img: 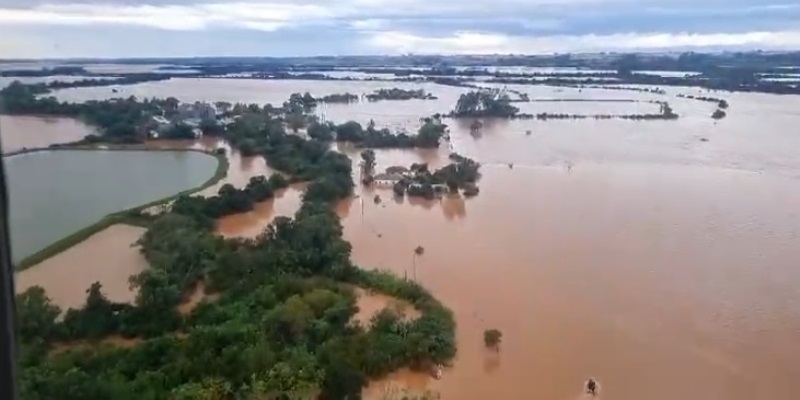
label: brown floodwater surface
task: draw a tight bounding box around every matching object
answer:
[15,224,147,311]
[0,115,95,154]
[23,79,800,399]
[147,137,276,196]
[340,164,800,400]
[217,137,800,399]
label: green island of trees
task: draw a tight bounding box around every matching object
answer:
[365,88,437,101]
[16,92,457,399]
[317,92,360,103]
[451,90,520,118]
[712,109,727,120]
[392,153,481,199]
[0,81,165,142]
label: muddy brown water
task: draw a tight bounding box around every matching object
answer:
[0,115,96,154]
[15,224,147,311]
[352,286,421,327]
[19,80,800,399]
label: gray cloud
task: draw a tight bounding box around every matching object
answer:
[0,0,798,57]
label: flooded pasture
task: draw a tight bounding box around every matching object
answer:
[0,115,96,154]
[15,224,147,310]
[15,77,800,399]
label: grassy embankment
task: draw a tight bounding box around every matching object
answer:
[13,144,229,271]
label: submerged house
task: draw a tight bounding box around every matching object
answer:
[385,165,411,176]
[373,173,404,187]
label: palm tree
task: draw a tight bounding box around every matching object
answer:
[412,246,425,281]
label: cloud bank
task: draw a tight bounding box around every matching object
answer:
[0,0,798,57]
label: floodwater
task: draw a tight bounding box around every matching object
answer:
[0,75,118,88]
[145,137,277,196]
[5,149,217,262]
[20,78,800,399]
[352,286,421,327]
[15,224,147,310]
[0,115,96,154]
[194,80,800,400]
[47,77,470,109]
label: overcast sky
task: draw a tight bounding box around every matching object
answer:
[1,0,800,58]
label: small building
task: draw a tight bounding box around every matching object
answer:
[148,115,173,136]
[432,183,449,193]
[373,173,403,187]
[150,115,171,132]
[385,165,410,175]
[178,102,218,123]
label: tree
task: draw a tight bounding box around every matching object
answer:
[164,123,196,140]
[446,178,459,194]
[301,92,317,110]
[164,97,180,114]
[267,174,289,190]
[238,138,257,156]
[245,176,273,201]
[307,122,334,141]
[416,121,445,148]
[171,377,234,400]
[484,329,502,350]
[62,282,119,339]
[360,149,376,177]
[454,90,518,118]
[16,286,62,342]
[334,121,363,142]
[286,113,306,133]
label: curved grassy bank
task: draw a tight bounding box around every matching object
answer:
[14,147,229,271]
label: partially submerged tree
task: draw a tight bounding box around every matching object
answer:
[484,329,503,350]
